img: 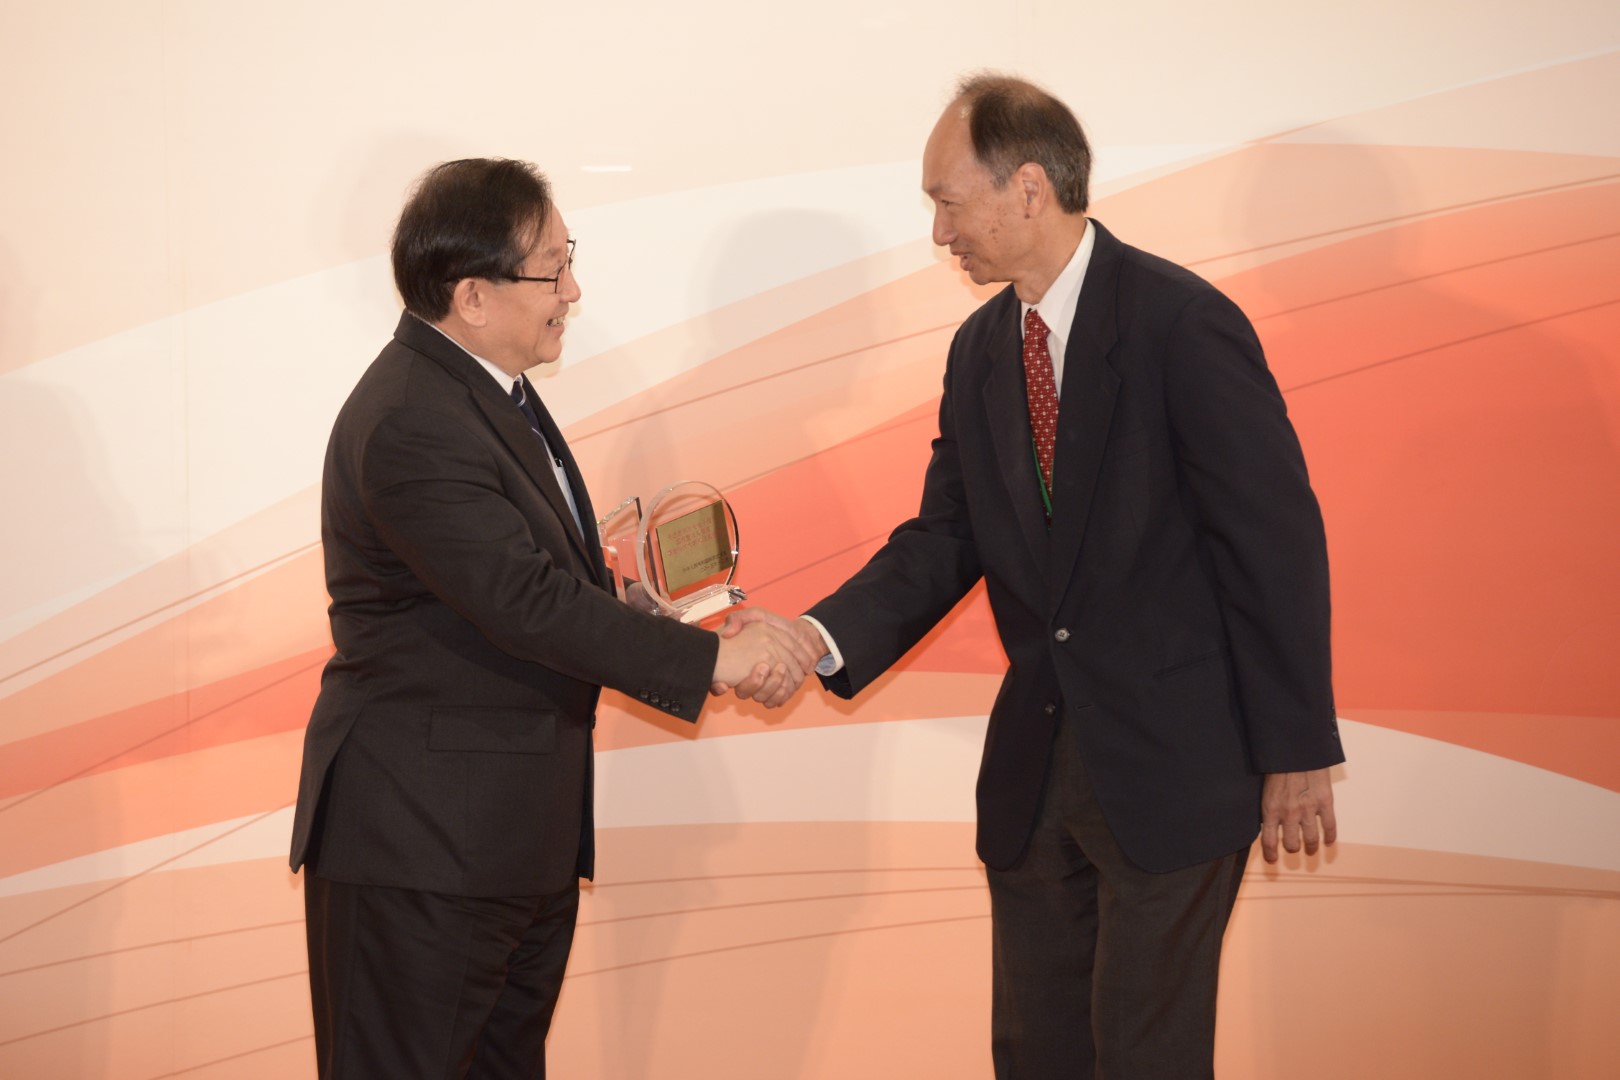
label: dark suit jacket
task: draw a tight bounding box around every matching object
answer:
[289,313,717,897]
[807,220,1343,874]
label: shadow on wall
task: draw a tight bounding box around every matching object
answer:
[1226,129,1620,719]
[0,238,35,375]
[0,240,133,1080]
[309,133,472,276]
[0,235,138,639]
[576,207,895,1077]
[0,375,147,644]
[1218,132,1620,1077]
[697,202,885,537]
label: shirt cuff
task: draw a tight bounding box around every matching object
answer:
[798,615,845,676]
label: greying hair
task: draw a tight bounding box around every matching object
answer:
[955,73,1091,214]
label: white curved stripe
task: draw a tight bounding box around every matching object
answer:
[0,490,321,699]
[3,715,1616,899]
[1330,718,1620,871]
[596,715,985,827]
[1279,46,1620,156]
[0,267,391,643]
[6,169,930,640]
[557,163,929,381]
[0,809,282,899]
[1,148,1239,645]
[594,716,1620,876]
[555,146,1232,418]
[619,716,1620,872]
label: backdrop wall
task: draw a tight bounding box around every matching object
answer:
[2,2,1618,1077]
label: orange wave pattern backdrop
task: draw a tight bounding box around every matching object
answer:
[3,21,1619,1080]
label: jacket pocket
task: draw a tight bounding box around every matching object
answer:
[1154,649,1225,680]
[428,708,557,754]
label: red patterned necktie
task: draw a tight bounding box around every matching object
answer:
[1023,308,1059,505]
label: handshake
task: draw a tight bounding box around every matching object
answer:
[708,608,829,708]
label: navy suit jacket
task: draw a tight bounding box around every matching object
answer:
[808,220,1343,873]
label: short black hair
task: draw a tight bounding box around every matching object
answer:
[391,158,552,321]
[955,73,1091,214]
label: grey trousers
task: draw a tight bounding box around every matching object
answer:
[988,711,1248,1079]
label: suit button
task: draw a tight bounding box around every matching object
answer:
[638,690,649,701]
[1043,703,1057,716]
[1054,628,1071,642]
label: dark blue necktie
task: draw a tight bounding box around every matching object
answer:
[510,380,557,463]
[509,379,600,570]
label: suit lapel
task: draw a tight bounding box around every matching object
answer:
[520,375,609,588]
[468,386,604,584]
[1045,222,1122,613]
[982,291,1051,573]
[394,314,605,587]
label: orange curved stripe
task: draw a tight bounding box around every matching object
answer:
[1220,181,1620,322]
[1090,142,1620,270]
[1286,296,1620,720]
[2,152,1615,866]
[0,649,325,803]
[0,552,330,747]
[0,733,299,879]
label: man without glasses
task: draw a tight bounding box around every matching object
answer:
[730,75,1344,1078]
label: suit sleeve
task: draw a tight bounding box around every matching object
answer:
[1164,289,1343,771]
[805,337,984,697]
[359,405,718,721]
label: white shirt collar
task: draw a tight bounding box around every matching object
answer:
[419,317,581,531]
[423,319,523,395]
[1020,217,1094,345]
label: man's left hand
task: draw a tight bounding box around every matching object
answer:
[1260,768,1337,863]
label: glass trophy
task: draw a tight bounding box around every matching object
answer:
[597,481,745,624]
[597,494,649,611]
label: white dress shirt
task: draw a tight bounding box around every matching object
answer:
[1018,218,1095,399]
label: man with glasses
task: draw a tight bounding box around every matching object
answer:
[290,158,814,1078]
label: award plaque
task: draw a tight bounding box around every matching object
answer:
[597,481,745,623]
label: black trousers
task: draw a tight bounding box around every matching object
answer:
[305,875,580,1079]
[987,711,1248,1080]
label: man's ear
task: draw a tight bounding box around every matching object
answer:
[450,277,488,327]
[1017,162,1049,216]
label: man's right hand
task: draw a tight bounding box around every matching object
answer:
[710,608,828,708]
[711,618,812,708]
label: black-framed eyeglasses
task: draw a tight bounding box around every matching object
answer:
[504,238,576,293]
